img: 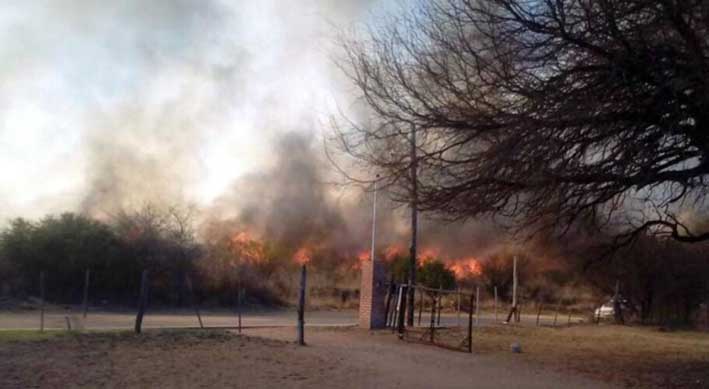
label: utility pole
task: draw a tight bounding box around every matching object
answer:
[407,125,418,326]
[371,174,379,262]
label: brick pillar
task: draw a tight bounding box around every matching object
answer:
[359,259,387,329]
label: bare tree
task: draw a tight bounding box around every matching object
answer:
[334,0,709,245]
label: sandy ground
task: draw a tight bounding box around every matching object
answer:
[0,327,614,389]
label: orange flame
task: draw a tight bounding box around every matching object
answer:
[293,247,311,265]
[231,231,254,244]
[447,257,482,279]
[228,230,267,264]
[383,244,405,261]
[357,250,370,262]
[419,247,441,264]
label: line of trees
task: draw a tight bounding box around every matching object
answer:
[470,238,709,326]
[0,207,364,308]
[0,209,201,305]
[579,236,709,325]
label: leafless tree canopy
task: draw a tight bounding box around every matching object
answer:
[335,0,709,243]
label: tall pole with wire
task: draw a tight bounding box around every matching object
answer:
[407,125,418,327]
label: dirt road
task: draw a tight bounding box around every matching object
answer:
[0,327,614,388]
[247,327,615,389]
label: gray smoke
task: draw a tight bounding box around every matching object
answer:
[73,0,378,217]
[1,0,513,262]
[207,128,506,262]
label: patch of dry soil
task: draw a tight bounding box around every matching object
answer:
[0,328,614,388]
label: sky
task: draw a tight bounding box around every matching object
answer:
[0,0,388,221]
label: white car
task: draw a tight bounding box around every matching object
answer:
[594,298,630,318]
[594,302,615,318]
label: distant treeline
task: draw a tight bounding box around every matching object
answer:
[472,239,709,327]
[0,210,201,306]
[2,210,708,326]
[0,208,357,308]
[581,237,709,326]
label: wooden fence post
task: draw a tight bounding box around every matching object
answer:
[134,270,149,334]
[475,286,480,326]
[436,285,442,326]
[297,265,306,346]
[536,300,543,326]
[418,287,423,326]
[39,271,45,332]
[185,275,204,329]
[494,286,498,322]
[429,293,436,343]
[82,269,90,319]
[517,303,522,323]
[235,284,243,334]
[553,297,562,327]
[457,288,461,327]
[468,292,474,353]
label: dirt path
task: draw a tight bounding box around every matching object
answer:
[0,327,615,388]
[246,327,615,389]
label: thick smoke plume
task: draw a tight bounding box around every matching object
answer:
[208,132,353,253]
[1,0,513,268]
[205,129,508,267]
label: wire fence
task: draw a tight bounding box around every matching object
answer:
[381,282,598,352]
[1,266,343,347]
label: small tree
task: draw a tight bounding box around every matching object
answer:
[418,261,456,290]
[389,255,456,290]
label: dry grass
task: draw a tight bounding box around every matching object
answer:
[0,329,68,342]
[0,329,339,388]
[426,324,709,388]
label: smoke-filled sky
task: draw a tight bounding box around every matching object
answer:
[0,0,392,221]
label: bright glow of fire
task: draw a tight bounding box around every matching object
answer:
[293,247,311,265]
[228,231,266,263]
[357,250,370,262]
[383,244,404,261]
[447,257,482,279]
[419,247,441,264]
[225,231,481,278]
[231,231,254,244]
